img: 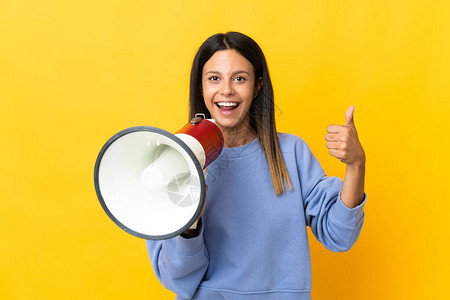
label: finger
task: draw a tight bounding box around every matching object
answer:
[325,133,339,142]
[328,149,342,159]
[326,142,340,150]
[345,105,355,126]
[327,124,345,133]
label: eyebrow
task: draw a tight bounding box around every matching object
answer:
[204,70,251,77]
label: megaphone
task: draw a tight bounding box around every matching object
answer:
[94,114,224,240]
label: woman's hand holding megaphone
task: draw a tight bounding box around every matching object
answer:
[181,184,208,238]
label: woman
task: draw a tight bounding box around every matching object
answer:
[146,32,366,300]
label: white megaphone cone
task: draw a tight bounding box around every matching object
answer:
[141,146,190,190]
[94,114,223,240]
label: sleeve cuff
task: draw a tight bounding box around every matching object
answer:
[330,193,367,228]
[170,220,205,256]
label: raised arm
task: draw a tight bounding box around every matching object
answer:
[325,105,366,208]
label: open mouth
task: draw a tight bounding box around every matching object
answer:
[215,102,240,111]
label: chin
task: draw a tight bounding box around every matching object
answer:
[215,121,235,130]
[218,121,247,132]
[219,114,251,128]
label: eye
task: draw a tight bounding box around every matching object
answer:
[208,76,220,81]
[234,76,246,82]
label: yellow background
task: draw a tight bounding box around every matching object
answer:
[1,0,449,299]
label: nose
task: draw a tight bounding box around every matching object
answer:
[220,80,234,96]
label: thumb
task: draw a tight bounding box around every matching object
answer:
[345,105,355,126]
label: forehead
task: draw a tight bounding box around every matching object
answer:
[202,49,254,74]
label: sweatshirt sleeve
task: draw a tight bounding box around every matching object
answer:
[296,139,366,252]
[145,221,209,299]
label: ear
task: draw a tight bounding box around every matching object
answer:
[254,77,263,97]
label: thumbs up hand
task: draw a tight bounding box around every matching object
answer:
[325,106,365,165]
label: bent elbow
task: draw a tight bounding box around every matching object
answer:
[324,219,364,252]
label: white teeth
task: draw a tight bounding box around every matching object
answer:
[217,102,238,107]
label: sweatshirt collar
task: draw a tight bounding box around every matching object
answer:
[218,137,260,159]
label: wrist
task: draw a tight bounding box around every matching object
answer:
[346,157,366,169]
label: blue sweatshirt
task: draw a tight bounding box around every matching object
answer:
[146,133,366,299]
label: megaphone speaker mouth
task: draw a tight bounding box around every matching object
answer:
[140,144,191,190]
[167,172,201,207]
[94,126,207,240]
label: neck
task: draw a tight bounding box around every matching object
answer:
[220,125,256,148]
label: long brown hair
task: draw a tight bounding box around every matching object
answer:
[189,32,292,195]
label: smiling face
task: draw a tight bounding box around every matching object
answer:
[202,49,261,144]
